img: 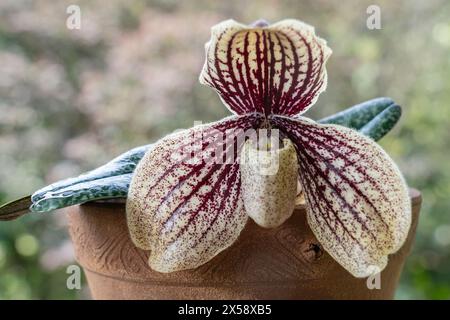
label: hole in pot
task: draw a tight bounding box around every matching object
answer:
[305,243,323,261]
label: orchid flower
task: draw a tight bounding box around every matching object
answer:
[126,19,411,278]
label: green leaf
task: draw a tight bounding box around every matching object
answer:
[0,145,152,218]
[318,97,401,141]
[30,174,131,212]
[359,104,402,141]
[31,144,152,203]
[0,195,32,221]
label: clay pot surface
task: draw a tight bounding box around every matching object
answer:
[67,189,421,300]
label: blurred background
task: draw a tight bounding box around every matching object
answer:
[0,0,449,299]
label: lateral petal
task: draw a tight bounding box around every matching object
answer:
[126,114,261,272]
[271,115,411,277]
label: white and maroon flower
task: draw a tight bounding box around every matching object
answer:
[126,19,411,278]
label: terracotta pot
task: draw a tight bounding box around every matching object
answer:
[67,189,421,300]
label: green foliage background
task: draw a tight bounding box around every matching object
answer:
[0,0,449,299]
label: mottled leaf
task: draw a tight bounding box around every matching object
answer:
[318,97,401,141]
[31,174,131,212]
[359,104,402,141]
[32,144,152,203]
[319,97,395,129]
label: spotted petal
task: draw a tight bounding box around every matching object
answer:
[271,115,411,277]
[199,19,331,116]
[126,114,261,272]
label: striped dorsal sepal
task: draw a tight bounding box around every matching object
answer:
[199,19,332,117]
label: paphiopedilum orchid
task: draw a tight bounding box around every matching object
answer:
[126,19,411,278]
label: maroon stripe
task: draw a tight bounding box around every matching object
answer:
[254,31,265,114]
[158,130,244,227]
[299,159,363,262]
[146,114,259,244]
[271,32,288,114]
[167,163,237,243]
[272,116,393,246]
[278,29,305,115]
[298,158,364,253]
[292,38,324,110]
[189,163,241,248]
[296,142,379,242]
[242,31,262,113]
[262,30,271,116]
[267,31,276,115]
[212,32,246,114]
[235,32,253,110]
[227,32,252,112]
[140,115,260,214]
[274,116,392,208]
[299,133,386,222]
[297,123,392,206]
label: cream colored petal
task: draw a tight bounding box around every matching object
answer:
[126,114,261,272]
[199,19,331,116]
[272,115,411,277]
